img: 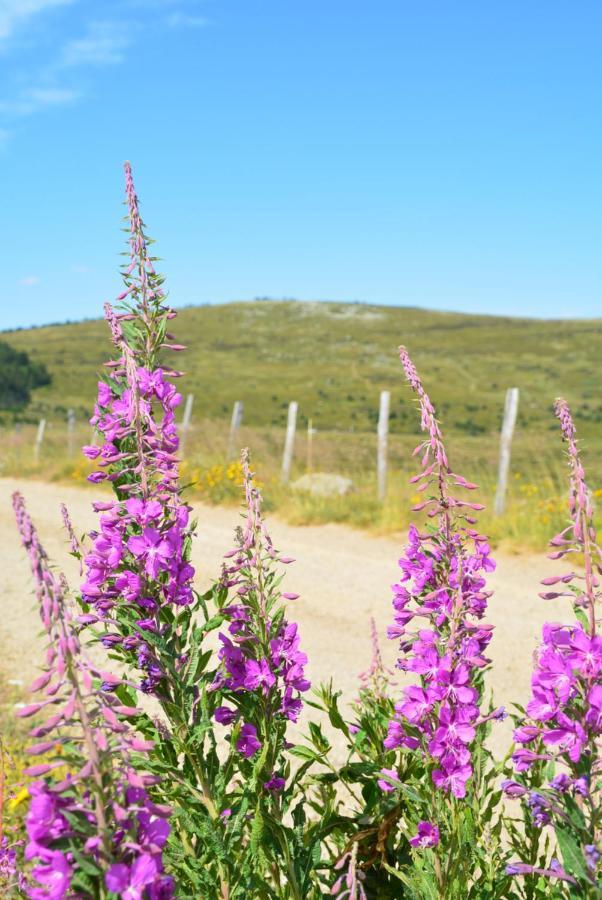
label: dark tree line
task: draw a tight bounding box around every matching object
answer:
[0,341,51,409]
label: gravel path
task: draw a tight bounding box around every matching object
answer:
[0,478,569,757]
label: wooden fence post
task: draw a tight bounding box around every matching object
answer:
[282,401,298,482]
[377,390,390,502]
[180,393,194,455]
[494,387,520,516]
[306,418,316,473]
[227,401,244,460]
[67,408,76,457]
[34,418,46,463]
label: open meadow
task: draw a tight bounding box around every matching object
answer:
[2,300,602,555]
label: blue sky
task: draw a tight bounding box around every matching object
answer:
[1,0,600,329]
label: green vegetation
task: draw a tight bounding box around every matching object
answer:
[2,300,600,551]
[0,341,50,412]
[3,299,602,438]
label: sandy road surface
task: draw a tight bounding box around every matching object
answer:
[0,478,569,757]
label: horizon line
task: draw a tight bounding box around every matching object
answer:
[2,296,602,334]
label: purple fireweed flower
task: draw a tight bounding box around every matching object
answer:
[385,348,496,807]
[409,821,440,849]
[127,527,172,579]
[585,845,601,872]
[509,400,602,889]
[0,835,24,894]
[549,772,572,793]
[76,163,197,696]
[237,723,261,758]
[263,775,286,792]
[527,791,552,827]
[214,706,238,725]
[243,658,277,692]
[28,851,72,900]
[377,768,401,792]
[13,493,172,900]
[432,760,473,798]
[501,779,527,798]
[506,859,577,885]
[573,776,589,797]
[105,854,159,899]
[585,684,602,730]
[215,450,309,790]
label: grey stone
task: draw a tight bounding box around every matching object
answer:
[291,473,353,497]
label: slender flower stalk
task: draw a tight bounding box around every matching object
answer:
[79,163,195,696]
[545,398,600,635]
[506,399,601,892]
[213,449,310,784]
[13,492,173,899]
[384,347,498,799]
[357,618,394,703]
[0,739,26,896]
[0,835,22,894]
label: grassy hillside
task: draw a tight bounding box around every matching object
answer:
[3,300,602,443]
[2,300,601,550]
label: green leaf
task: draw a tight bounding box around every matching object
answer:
[289,744,322,761]
[200,614,226,634]
[308,721,331,753]
[556,826,589,881]
[71,849,103,877]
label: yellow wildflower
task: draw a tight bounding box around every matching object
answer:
[9,786,29,810]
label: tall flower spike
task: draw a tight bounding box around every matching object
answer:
[212,449,309,785]
[506,400,601,892]
[80,163,195,695]
[123,160,164,313]
[385,348,498,800]
[13,493,173,899]
[542,398,601,634]
[357,617,394,702]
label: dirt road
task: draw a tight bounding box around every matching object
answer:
[0,478,568,757]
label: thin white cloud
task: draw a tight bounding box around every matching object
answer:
[0,2,205,141]
[0,0,75,42]
[29,86,79,104]
[0,85,80,116]
[166,12,207,28]
[58,20,130,67]
[19,276,41,286]
[0,19,125,121]
[126,0,203,8]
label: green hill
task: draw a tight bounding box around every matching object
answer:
[4,300,602,441]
